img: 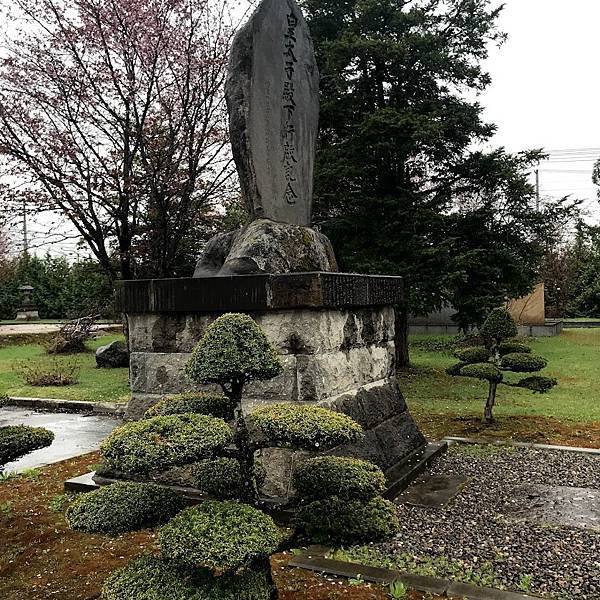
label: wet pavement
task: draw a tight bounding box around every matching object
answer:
[0,407,120,473]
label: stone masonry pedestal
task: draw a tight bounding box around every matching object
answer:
[118,272,426,497]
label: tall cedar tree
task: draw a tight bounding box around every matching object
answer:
[304,0,576,354]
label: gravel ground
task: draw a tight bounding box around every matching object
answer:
[380,445,600,599]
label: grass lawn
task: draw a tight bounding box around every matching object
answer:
[0,335,130,403]
[402,329,600,447]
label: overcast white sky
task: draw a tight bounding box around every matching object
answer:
[11,0,600,257]
[481,0,600,222]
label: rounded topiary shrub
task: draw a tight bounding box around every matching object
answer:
[459,363,503,383]
[66,482,185,534]
[190,458,266,500]
[101,554,274,600]
[453,347,491,364]
[100,414,232,475]
[516,376,558,393]
[445,362,467,377]
[144,393,236,421]
[501,352,547,373]
[296,496,400,544]
[0,425,54,465]
[159,500,281,571]
[293,456,386,502]
[497,341,532,356]
[185,313,282,386]
[480,308,518,343]
[249,403,363,450]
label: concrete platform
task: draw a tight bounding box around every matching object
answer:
[0,407,120,473]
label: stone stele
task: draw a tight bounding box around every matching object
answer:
[226,0,319,226]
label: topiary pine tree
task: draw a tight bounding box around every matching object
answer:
[447,308,557,423]
[75,313,400,599]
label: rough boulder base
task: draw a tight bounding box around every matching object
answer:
[96,340,129,368]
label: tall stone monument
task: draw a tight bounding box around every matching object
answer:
[119,0,432,499]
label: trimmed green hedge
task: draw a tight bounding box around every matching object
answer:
[0,425,54,465]
[446,362,468,377]
[459,363,503,383]
[159,500,281,571]
[144,393,236,421]
[516,376,558,393]
[293,456,386,502]
[191,458,265,500]
[296,496,400,544]
[249,403,363,451]
[100,415,232,475]
[501,352,547,373]
[453,347,491,364]
[66,482,185,534]
[480,308,518,343]
[101,554,274,600]
[497,341,531,356]
[185,314,282,386]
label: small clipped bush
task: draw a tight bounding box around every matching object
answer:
[144,392,236,421]
[296,496,400,544]
[101,554,273,600]
[100,414,232,475]
[185,313,282,387]
[501,352,547,373]
[249,403,364,450]
[159,500,281,571]
[497,341,532,356]
[66,482,185,534]
[293,456,386,502]
[516,376,558,393]
[0,425,54,465]
[453,346,491,364]
[190,458,266,500]
[445,362,467,377]
[479,308,518,344]
[460,363,503,383]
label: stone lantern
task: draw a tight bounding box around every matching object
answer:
[15,284,40,321]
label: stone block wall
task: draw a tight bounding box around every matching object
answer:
[125,305,426,496]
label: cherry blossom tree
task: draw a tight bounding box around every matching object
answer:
[0,0,243,280]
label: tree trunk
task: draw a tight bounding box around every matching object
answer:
[483,381,497,424]
[395,303,410,368]
[228,381,260,505]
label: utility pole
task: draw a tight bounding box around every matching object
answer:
[535,168,540,211]
[22,199,28,255]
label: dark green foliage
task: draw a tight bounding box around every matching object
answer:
[296,496,399,545]
[0,425,54,465]
[100,415,232,475]
[144,393,236,421]
[460,363,503,383]
[446,362,468,377]
[249,403,364,451]
[185,314,282,387]
[293,456,386,502]
[66,482,185,534]
[498,341,532,356]
[159,501,280,572]
[454,347,491,364]
[479,309,518,344]
[190,458,265,500]
[501,353,547,373]
[0,254,114,320]
[101,554,273,600]
[516,376,558,393]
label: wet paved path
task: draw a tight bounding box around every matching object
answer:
[0,407,119,473]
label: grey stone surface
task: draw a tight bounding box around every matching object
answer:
[397,474,469,508]
[0,407,119,473]
[501,484,600,531]
[95,340,129,368]
[226,0,319,226]
[128,306,395,355]
[194,219,337,277]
